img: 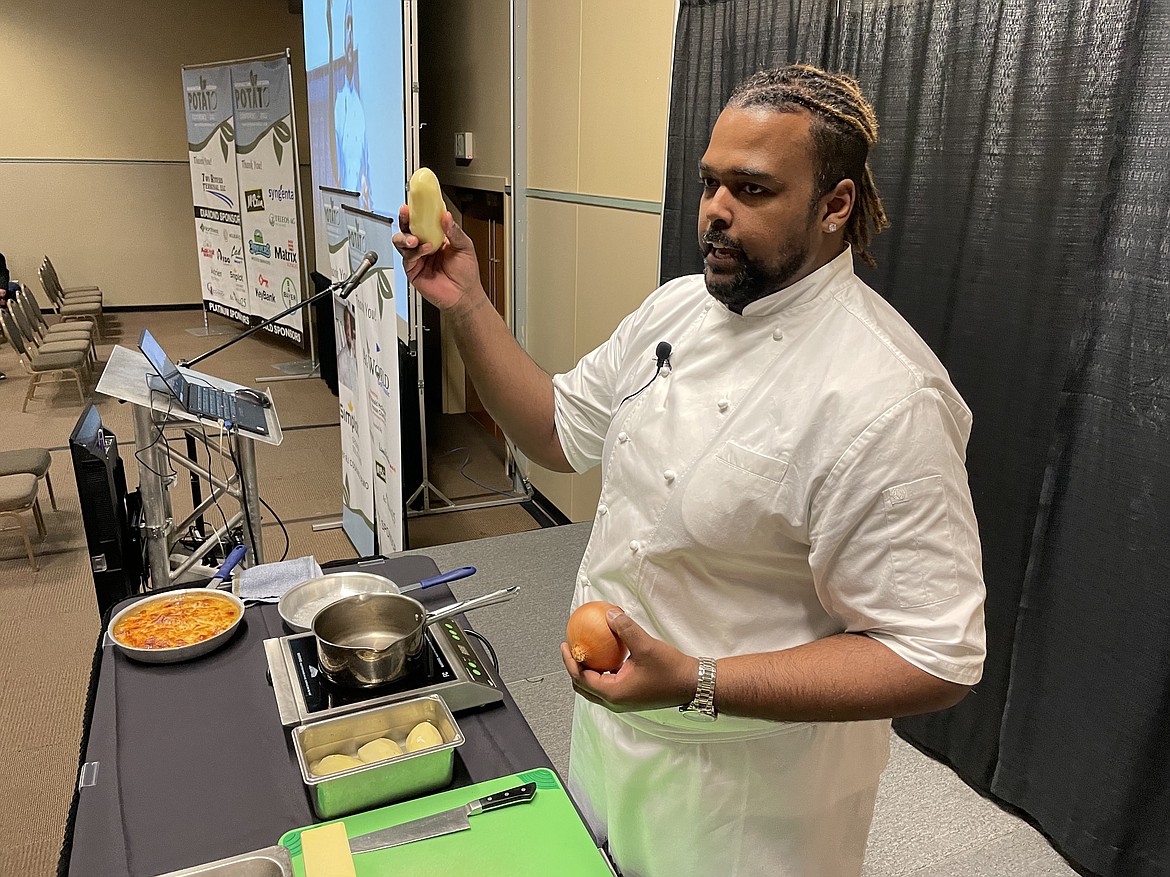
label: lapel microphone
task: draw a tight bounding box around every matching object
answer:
[619,341,674,408]
[655,341,673,371]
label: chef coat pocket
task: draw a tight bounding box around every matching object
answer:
[881,475,959,608]
[678,442,790,552]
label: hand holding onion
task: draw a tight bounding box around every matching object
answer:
[562,605,702,714]
[566,601,628,672]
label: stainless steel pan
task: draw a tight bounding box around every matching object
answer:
[312,587,518,688]
[278,567,477,632]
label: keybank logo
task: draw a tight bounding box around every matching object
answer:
[249,229,271,257]
[245,189,265,212]
[235,69,270,110]
[186,75,218,112]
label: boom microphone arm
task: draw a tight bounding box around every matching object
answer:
[180,252,378,369]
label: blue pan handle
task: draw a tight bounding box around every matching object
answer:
[207,544,248,589]
[400,565,477,593]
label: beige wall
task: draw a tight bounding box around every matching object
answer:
[0,0,312,308]
[417,0,512,192]
[524,0,676,520]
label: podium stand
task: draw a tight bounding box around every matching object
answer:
[96,345,284,589]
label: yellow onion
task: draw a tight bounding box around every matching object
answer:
[567,601,627,672]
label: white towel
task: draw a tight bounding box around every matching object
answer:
[237,556,323,602]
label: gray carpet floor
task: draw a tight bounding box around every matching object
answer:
[0,309,1079,875]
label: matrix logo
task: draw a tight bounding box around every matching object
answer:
[280,277,297,308]
[245,189,265,212]
[274,241,297,264]
[186,75,218,112]
[235,69,270,110]
[249,229,271,258]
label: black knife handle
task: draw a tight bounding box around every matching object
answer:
[476,782,537,812]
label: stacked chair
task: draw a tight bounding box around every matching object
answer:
[0,299,91,410]
[10,286,96,366]
[38,258,105,339]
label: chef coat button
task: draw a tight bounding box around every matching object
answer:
[658,366,671,378]
[664,469,676,483]
[577,575,589,586]
[772,328,784,341]
[618,432,630,443]
[629,540,640,552]
[717,398,730,411]
[598,503,609,516]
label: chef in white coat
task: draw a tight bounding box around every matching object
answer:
[393,64,986,877]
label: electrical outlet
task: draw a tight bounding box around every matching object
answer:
[454,131,474,161]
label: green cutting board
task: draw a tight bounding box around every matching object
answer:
[279,767,614,876]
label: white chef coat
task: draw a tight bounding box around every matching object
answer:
[552,249,986,877]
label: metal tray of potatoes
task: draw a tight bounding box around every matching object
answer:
[292,694,464,819]
[155,844,292,876]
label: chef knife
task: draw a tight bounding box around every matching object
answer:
[349,782,537,854]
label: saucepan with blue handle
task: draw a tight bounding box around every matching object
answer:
[277,566,478,633]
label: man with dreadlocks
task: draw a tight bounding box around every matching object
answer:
[393,64,985,876]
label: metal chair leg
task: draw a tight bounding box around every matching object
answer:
[32,498,45,539]
[44,471,57,510]
[1,510,37,570]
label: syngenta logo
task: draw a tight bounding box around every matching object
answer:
[249,229,271,257]
[186,75,218,112]
[235,69,270,110]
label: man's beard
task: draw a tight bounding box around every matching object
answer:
[700,231,809,314]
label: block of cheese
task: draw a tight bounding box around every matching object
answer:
[300,821,356,877]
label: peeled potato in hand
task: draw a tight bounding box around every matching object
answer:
[405,720,445,752]
[407,167,446,249]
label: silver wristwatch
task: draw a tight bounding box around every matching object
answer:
[679,657,718,722]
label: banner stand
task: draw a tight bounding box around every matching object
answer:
[186,309,237,337]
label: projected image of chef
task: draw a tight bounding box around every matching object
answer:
[330,0,371,208]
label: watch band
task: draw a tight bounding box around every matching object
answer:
[680,656,718,722]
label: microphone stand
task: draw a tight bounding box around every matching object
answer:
[180,276,350,369]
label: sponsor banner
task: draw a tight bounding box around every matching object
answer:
[183,65,250,322]
[341,207,403,554]
[334,292,375,557]
[232,57,305,346]
[322,188,359,286]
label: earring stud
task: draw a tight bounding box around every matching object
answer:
[828,223,838,233]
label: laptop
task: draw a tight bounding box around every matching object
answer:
[137,328,268,435]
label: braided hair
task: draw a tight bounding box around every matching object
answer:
[727,64,890,267]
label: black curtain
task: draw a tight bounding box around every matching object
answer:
[662,1,1170,874]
